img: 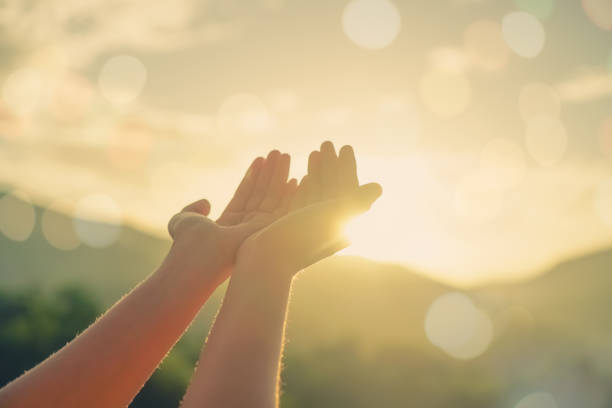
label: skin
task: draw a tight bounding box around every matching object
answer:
[0,150,296,408]
[181,141,382,408]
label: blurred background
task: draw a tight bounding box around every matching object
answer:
[1,0,612,407]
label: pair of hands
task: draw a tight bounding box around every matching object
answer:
[167,142,382,285]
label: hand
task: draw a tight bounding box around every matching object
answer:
[165,150,297,284]
[236,142,382,278]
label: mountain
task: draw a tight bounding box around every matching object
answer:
[1,199,611,407]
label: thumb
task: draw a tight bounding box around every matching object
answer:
[347,183,382,213]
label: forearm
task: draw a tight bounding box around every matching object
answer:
[181,265,293,408]
[0,250,220,408]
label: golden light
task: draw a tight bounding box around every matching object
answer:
[518,82,561,123]
[524,116,567,166]
[597,116,612,159]
[427,47,469,74]
[48,73,95,124]
[419,69,471,118]
[2,67,44,117]
[217,93,275,137]
[502,12,546,58]
[341,0,401,50]
[453,171,504,222]
[480,138,527,190]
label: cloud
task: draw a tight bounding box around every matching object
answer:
[0,0,241,68]
[556,69,612,103]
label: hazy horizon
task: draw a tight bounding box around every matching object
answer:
[1,0,612,285]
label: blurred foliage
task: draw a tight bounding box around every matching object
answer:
[3,204,612,407]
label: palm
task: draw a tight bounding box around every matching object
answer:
[216,151,296,232]
[168,150,296,264]
[240,142,382,275]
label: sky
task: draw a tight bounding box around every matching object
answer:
[1,0,612,286]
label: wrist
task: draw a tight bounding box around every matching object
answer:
[233,255,294,292]
[159,241,227,291]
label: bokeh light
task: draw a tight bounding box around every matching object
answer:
[582,0,612,31]
[464,20,509,72]
[341,0,401,50]
[524,116,567,166]
[502,12,546,58]
[1,67,44,117]
[518,82,561,123]
[0,191,36,242]
[425,292,494,359]
[42,201,80,250]
[73,193,122,248]
[515,392,558,408]
[419,70,471,118]
[514,0,556,20]
[373,95,420,148]
[98,55,147,108]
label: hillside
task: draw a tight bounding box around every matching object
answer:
[2,201,612,407]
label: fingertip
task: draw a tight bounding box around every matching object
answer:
[339,144,354,158]
[321,140,334,151]
[352,183,382,209]
[361,182,383,199]
[181,198,211,216]
[308,151,321,174]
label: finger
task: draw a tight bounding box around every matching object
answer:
[260,153,291,211]
[167,213,183,239]
[291,175,311,210]
[182,198,211,215]
[347,183,383,213]
[307,238,350,268]
[169,199,211,238]
[307,150,321,178]
[338,145,359,192]
[319,141,339,197]
[223,157,264,213]
[245,150,280,211]
[279,178,298,211]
